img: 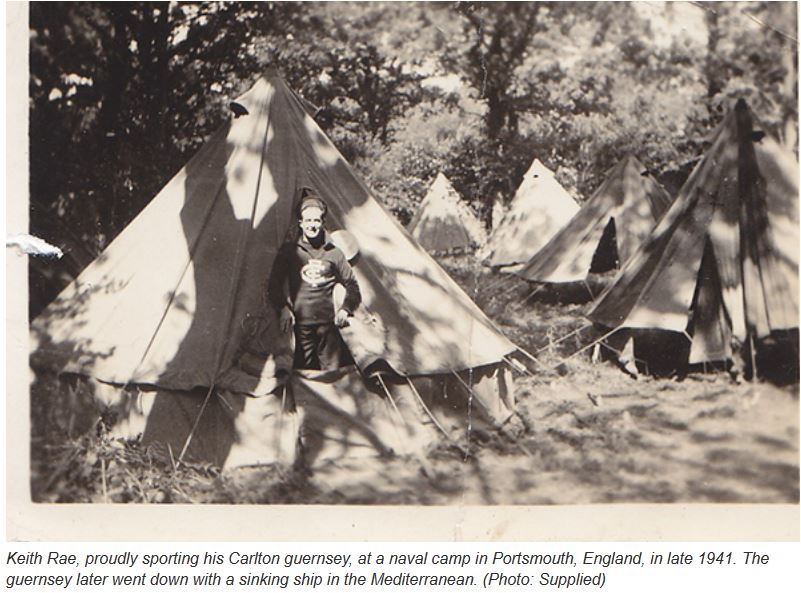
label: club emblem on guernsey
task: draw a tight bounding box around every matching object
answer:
[300,259,334,287]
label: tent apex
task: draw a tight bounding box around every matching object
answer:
[263,66,283,79]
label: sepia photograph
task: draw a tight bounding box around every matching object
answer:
[18,0,799,522]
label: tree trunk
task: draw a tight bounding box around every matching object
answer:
[779,3,798,151]
[704,7,722,117]
[98,6,133,240]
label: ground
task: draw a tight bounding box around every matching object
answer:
[29,255,799,504]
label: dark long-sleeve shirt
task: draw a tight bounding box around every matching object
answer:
[268,232,361,325]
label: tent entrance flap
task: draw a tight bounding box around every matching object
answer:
[589,217,619,274]
[517,155,672,285]
[688,241,733,364]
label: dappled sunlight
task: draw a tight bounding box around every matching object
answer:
[512,359,798,503]
[303,117,342,168]
[223,126,277,222]
[31,73,518,481]
[26,5,800,508]
[30,250,799,504]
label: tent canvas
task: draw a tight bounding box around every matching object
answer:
[407,172,486,254]
[86,363,513,470]
[481,158,579,269]
[516,155,672,284]
[588,100,799,367]
[31,73,518,469]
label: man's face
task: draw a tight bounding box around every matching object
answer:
[299,207,324,240]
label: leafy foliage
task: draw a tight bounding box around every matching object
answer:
[28,1,797,313]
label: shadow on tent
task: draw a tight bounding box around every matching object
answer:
[30,78,517,495]
[137,113,515,467]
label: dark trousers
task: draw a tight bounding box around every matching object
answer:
[293,323,353,370]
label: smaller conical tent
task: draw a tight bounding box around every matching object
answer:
[407,173,486,253]
[482,159,579,269]
[516,155,672,284]
[588,100,799,367]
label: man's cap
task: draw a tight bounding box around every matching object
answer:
[298,187,328,217]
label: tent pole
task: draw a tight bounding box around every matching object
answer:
[535,322,593,354]
[449,371,533,458]
[546,326,620,371]
[405,377,452,440]
[178,384,216,463]
[749,334,758,381]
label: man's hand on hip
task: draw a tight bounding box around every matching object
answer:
[334,308,350,328]
[279,307,294,333]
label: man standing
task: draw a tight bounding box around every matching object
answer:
[268,189,361,370]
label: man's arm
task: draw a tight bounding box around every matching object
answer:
[334,252,361,315]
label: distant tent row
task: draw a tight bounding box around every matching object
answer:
[477,100,797,375]
[31,73,519,470]
[589,99,799,372]
[411,154,673,286]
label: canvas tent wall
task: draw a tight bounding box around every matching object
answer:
[588,100,799,371]
[481,158,579,269]
[516,155,672,284]
[31,73,518,469]
[407,173,486,254]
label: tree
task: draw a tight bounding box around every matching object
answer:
[702,2,797,148]
[28,2,430,314]
[440,2,700,217]
[30,3,310,250]
[29,2,797,315]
